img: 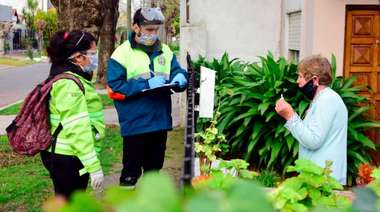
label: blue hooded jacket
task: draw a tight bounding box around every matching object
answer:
[107,34,187,136]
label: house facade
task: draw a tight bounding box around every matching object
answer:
[180,0,282,64]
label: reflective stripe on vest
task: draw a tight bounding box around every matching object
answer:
[111,41,173,80]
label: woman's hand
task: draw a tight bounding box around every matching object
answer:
[275,97,295,120]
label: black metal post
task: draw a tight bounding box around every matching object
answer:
[181,52,196,188]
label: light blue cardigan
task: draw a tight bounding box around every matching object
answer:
[285,87,347,185]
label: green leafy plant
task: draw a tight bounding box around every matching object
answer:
[34,8,58,48]
[193,53,380,184]
[26,48,34,60]
[255,170,281,187]
[168,42,179,55]
[54,172,275,212]
[194,112,228,175]
[369,168,380,197]
[194,53,304,174]
[3,40,10,54]
[368,168,380,210]
[271,159,350,212]
[212,159,259,180]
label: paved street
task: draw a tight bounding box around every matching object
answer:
[0,62,50,108]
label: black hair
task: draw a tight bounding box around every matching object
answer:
[133,8,144,26]
[47,30,96,65]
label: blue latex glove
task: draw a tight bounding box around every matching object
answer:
[170,74,187,88]
[148,76,166,89]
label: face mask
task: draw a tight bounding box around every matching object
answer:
[83,53,98,74]
[300,79,318,100]
[137,32,159,46]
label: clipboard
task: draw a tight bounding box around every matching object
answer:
[141,83,179,93]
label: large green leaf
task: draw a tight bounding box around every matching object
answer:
[268,141,282,167]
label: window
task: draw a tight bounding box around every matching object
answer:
[288,11,301,62]
[289,50,300,62]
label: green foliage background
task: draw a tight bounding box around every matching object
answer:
[193,53,380,184]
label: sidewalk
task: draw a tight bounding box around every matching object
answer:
[0,115,15,135]
[0,65,11,70]
[1,49,49,63]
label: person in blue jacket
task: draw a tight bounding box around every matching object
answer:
[275,55,347,185]
[107,7,188,188]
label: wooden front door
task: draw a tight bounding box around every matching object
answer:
[344,6,380,162]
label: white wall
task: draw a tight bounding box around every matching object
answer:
[180,0,282,66]
[301,0,379,76]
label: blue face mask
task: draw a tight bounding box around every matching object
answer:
[83,53,98,73]
[138,33,159,46]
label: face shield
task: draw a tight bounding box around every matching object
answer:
[140,7,165,25]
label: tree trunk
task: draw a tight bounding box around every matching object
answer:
[50,0,103,39]
[37,31,43,52]
[50,0,119,86]
[98,0,119,85]
[127,0,132,32]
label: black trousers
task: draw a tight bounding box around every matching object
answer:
[120,131,167,184]
[40,151,89,200]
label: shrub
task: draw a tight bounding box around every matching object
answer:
[271,159,350,212]
[193,53,380,184]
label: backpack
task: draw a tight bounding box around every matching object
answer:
[6,73,85,156]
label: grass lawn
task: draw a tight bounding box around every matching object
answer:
[0,102,22,115]
[0,57,35,67]
[0,126,123,211]
[0,126,185,211]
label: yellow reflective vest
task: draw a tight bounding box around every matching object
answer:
[48,72,105,175]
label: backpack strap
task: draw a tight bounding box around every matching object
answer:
[50,123,63,155]
[49,123,62,174]
[50,73,85,94]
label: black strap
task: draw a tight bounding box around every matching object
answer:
[49,123,63,174]
[51,123,63,154]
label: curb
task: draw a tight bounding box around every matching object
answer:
[0,100,23,112]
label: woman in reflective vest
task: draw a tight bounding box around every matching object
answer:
[42,30,105,199]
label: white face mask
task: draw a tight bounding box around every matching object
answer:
[83,53,98,73]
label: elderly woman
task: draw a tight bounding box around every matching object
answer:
[275,55,347,185]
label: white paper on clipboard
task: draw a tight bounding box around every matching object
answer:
[141,83,177,92]
[199,66,216,118]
